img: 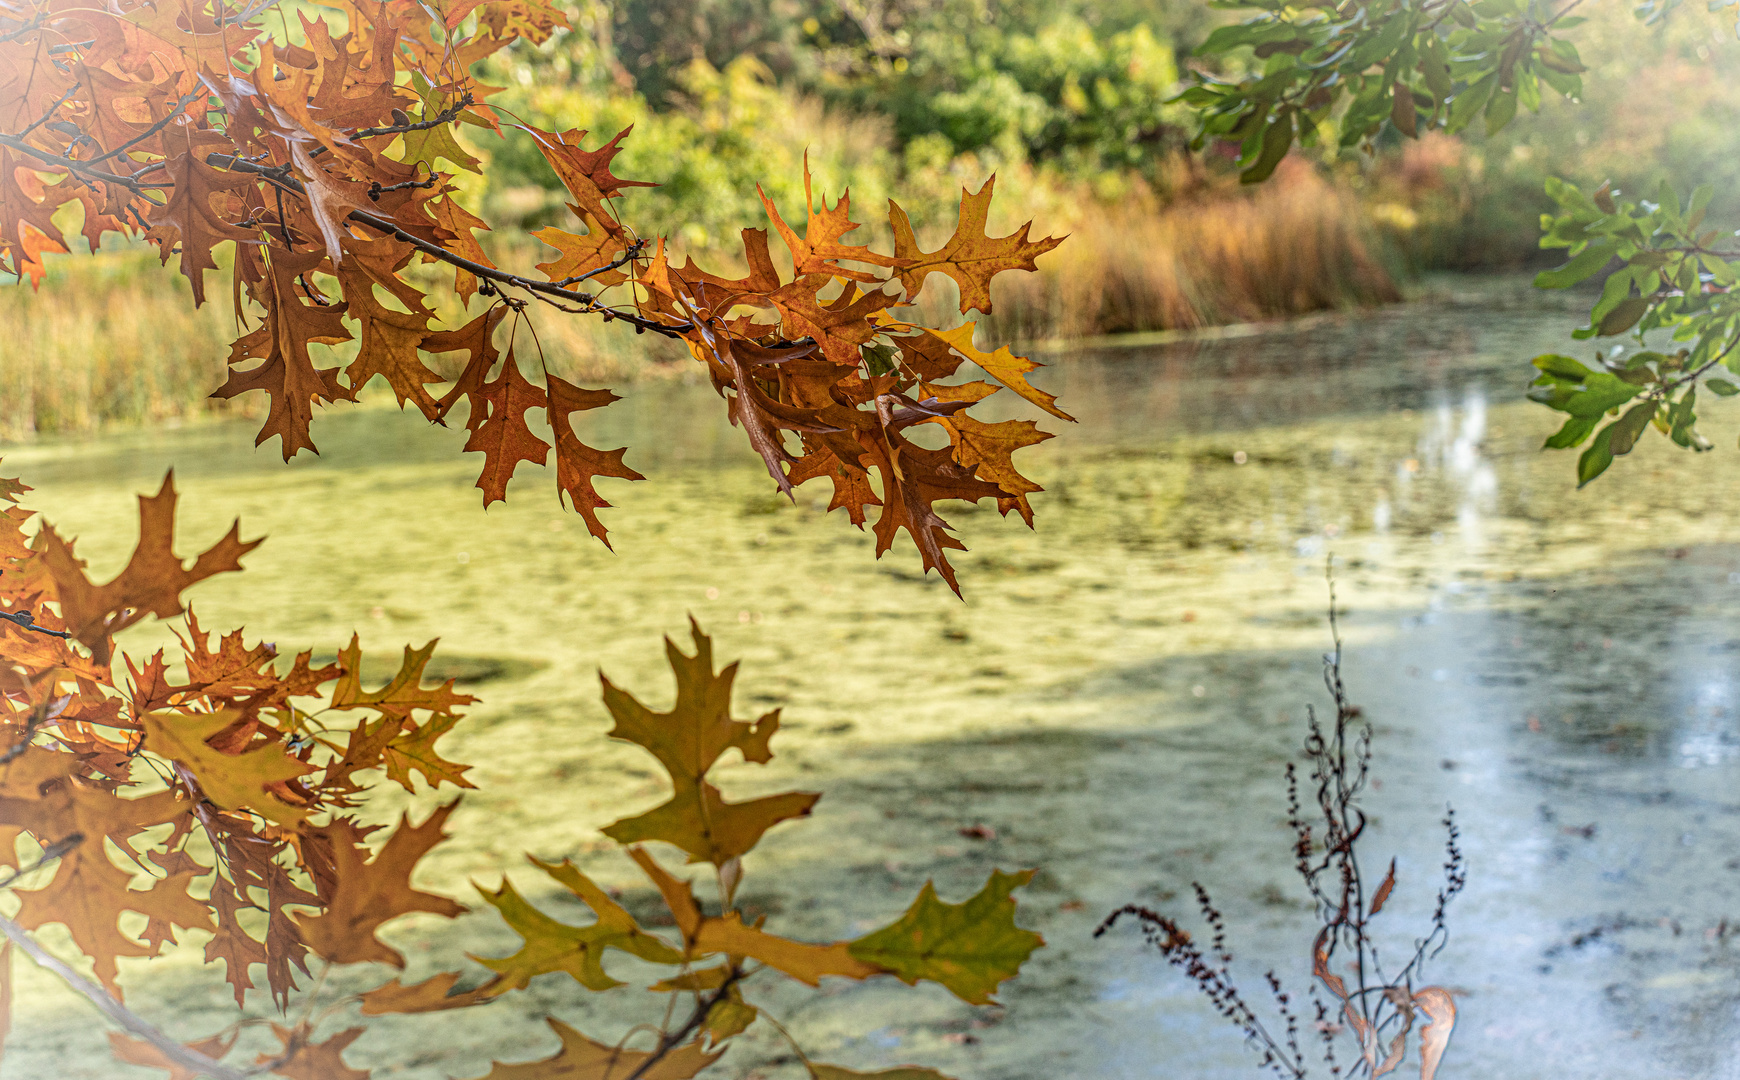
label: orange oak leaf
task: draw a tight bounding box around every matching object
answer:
[468,1018,721,1080]
[358,971,503,1015]
[859,433,1004,596]
[142,133,260,306]
[31,472,261,662]
[211,249,357,459]
[294,803,466,967]
[759,159,901,283]
[143,709,315,828]
[600,622,819,865]
[532,218,627,288]
[108,1031,240,1080]
[1,756,191,988]
[431,195,496,303]
[546,375,642,547]
[930,413,1052,526]
[889,176,1063,314]
[517,125,654,236]
[461,351,552,507]
[257,1024,371,1080]
[428,306,509,431]
[336,250,443,420]
[627,847,878,984]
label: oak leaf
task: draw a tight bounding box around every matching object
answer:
[923,324,1072,422]
[142,133,260,306]
[533,218,627,288]
[108,1031,240,1079]
[930,413,1052,526]
[600,622,819,865]
[211,249,356,459]
[889,177,1064,314]
[336,244,443,420]
[257,1024,370,1080]
[847,869,1043,1005]
[627,848,878,985]
[519,125,654,235]
[294,803,466,967]
[329,636,476,720]
[358,971,502,1015]
[463,351,554,506]
[471,855,682,992]
[468,1019,721,1080]
[546,375,642,547]
[759,160,902,283]
[30,472,261,662]
[143,709,315,828]
[383,712,475,791]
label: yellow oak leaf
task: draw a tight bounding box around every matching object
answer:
[142,710,314,828]
[471,855,682,992]
[924,324,1073,422]
[889,176,1063,314]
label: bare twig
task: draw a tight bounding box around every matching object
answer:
[620,966,745,1080]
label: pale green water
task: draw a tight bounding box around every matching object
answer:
[8,277,1740,1078]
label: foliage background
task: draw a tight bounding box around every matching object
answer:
[9,0,1740,438]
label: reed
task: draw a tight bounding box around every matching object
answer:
[975,159,1402,344]
[0,251,242,441]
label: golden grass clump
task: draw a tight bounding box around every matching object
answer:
[0,251,241,440]
[978,159,1401,343]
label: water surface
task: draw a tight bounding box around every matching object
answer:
[7,276,1740,1080]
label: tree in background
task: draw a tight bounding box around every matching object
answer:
[1171,0,1740,486]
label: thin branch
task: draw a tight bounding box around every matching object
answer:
[0,130,161,197]
[205,151,696,339]
[0,841,251,1080]
[620,966,744,1080]
[0,607,71,638]
[17,81,77,137]
[86,90,205,165]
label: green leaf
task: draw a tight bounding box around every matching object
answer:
[1705,378,1740,396]
[1531,353,1593,379]
[1598,297,1651,337]
[1484,88,1518,135]
[1577,422,1616,487]
[862,342,897,377]
[1240,109,1293,183]
[1447,73,1497,132]
[848,869,1044,1006]
[1606,400,1659,455]
[1535,240,1618,289]
[1543,415,1596,449]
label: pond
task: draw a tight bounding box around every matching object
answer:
[6,275,1740,1079]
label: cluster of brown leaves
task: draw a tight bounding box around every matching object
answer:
[0,471,1043,1078]
[0,467,481,1072]
[0,0,1065,586]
